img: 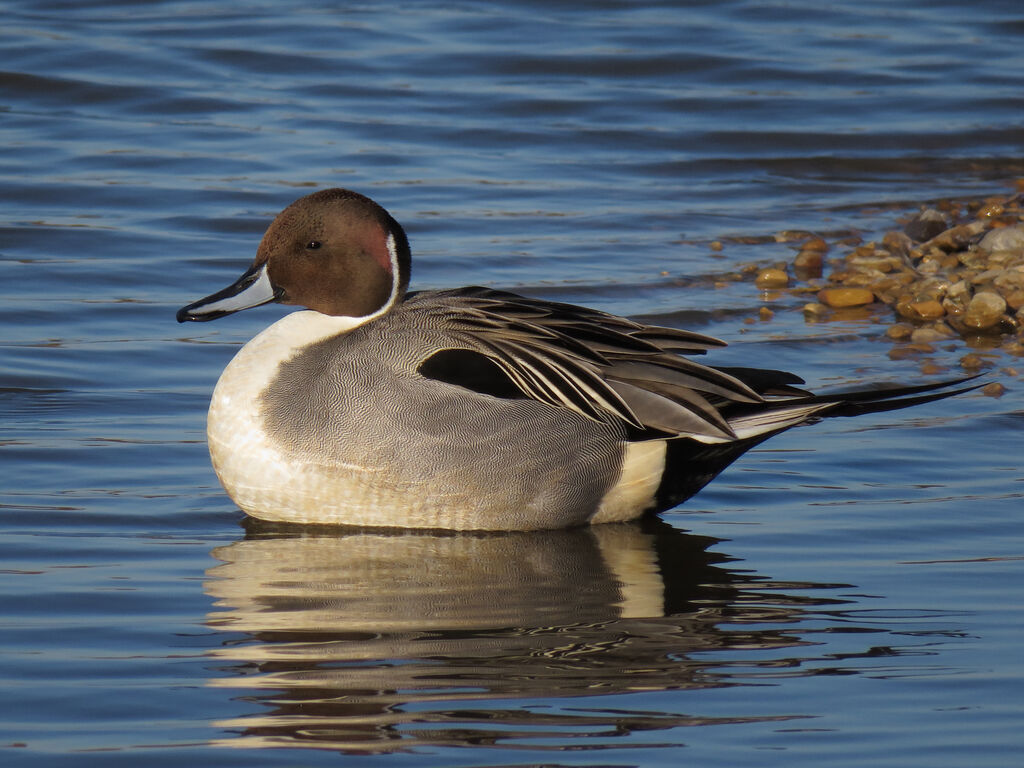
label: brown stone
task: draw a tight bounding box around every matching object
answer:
[895,294,919,319]
[817,287,874,308]
[802,302,830,319]
[793,249,824,269]
[755,268,789,289]
[885,323,914,341]
[843,272,881,287]
[911,327,948,343]
[924,221,986,252]
[982,382,1006,397]
[775,230,816,243]
[802,236,829,252]
[847,250,901,273]
[963,291,1007,330]
[888,343,935,360]
[908,300,945,320]
[883,230,913,255]
[1003,289,1024,311]
[977,203,1005,220]
[895,271,917,286]
[960,353,988,370]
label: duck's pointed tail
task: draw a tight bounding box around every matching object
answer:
[653,375,982,513]
[713,374,983,442]
[789,375,984,417]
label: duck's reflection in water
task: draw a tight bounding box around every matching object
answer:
[205,517,842,752]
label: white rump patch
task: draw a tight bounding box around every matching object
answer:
[591,440,667,524]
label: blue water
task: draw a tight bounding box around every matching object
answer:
[2,1,1023,765]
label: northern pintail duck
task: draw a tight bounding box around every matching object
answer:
[178,188,972,530]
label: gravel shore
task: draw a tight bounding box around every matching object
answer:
[732,181,1024,394]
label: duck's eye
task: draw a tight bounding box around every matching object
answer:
[305,240,322,250]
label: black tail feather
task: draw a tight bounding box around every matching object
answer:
[823,379,983,417]
[654,374,983,513]
[724,374,983,419]
[795,374,983,406]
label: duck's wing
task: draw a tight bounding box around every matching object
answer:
[408,288,981,446]
[410,288,766,441]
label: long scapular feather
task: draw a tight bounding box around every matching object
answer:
[474,337,642,427]
[607,379,737,439]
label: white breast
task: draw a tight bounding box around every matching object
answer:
[207,311,381,524]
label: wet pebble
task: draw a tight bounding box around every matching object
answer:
[793,248,824,278]
[979,225,1024,256]
[889,343,935,360]
[963,291,1007,330]
[907,299,945,320]
[904,208,947,242]
[818,287,874,307]
[741,184,1024,367]
[886,323,914,341]
[982,381,1006,397]
[802,302,829,319]
[960,353,991,370]
[923,221,986,252]
[755,268,789,288]
[911,327,949,343]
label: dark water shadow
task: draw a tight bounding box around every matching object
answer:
[203,517,851,753]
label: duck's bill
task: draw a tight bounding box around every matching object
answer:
[176,263,279,323]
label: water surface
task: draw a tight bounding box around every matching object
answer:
[2,1,1023,766]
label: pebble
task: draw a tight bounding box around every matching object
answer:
[818,287,874,308]
[1004,290,1024,311]
[960,353,988,370]
[802,302,830,319]
[793,248,824,277]
[982,382,1006,397]
[889,343,934,360]
[979,225,1024,256]
[963,291,1007,330]
[740,184,1024,370]
[904,208,947,242]
[886,323,914,341]
[911,327,948,343]
[755,268,790,288]
[908,299,945,320]
[924,221,986,252]
[978,203,1005,219]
